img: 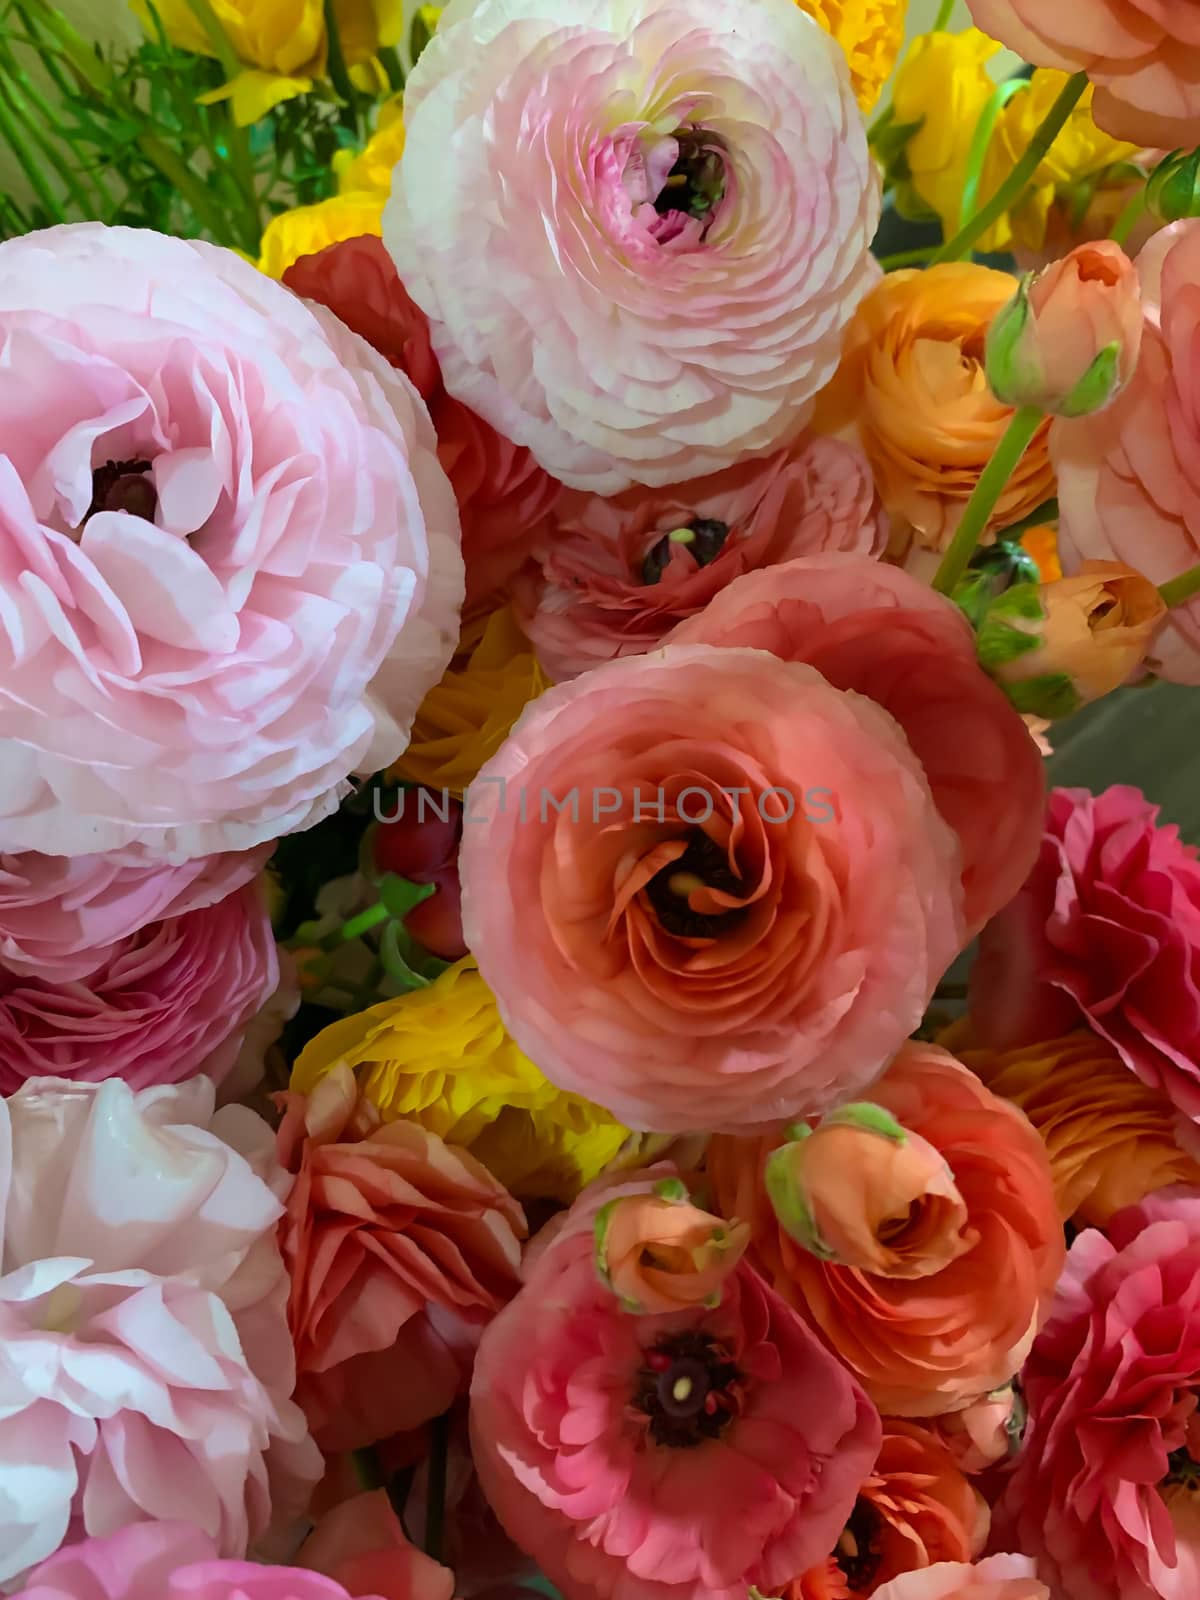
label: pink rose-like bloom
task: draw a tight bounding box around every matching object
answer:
[512,436,887,680]
[997,1189,1200,1600]
[870,1555,1048,1600]
[0,1076,319,1588]
[1054,221,1200,683]
[668,554,1044,933]
[0,877,279,1094]
[470,1171,881,1600]
[460,643,964,1133]
[965,0,1200,147]
[386,0,880,493]
[0,222,462,862]
[970,784,1200,1120]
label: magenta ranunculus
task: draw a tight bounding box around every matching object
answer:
[385,0,880,493]
[970,784,1200,1120]
[0,1076,320,1587]
[0,877,279,1094]
[0,223,463,862]
[470,1170,881,1600]
[997,1188,1200,1600]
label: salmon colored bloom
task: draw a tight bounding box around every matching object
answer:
[930,1389,1018,1474]
[795,0,909,111]
[595,1184,750,1313]
[816,265,1055,554]
[965,0,1200,147]
[708,1043,1064,1415]
[959,1029,1200,1226]
[298,1490,454,1600]
[275,1065,526,1451]
[870,1556,1047,1600]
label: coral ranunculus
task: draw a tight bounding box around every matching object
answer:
[0,223,462,862]
[969,785,1200,1121]
[709,1043,1064,1415]
[470,1171,882,1600]
[668,554,1044,932]
[513,438,887,682]
[386,0,880,493]
[997,1190,1200,1600]
[460,644,965,1134]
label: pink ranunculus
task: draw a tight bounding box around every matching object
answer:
[459,642,964,1134]
[511,437,887,681]
[1054,220,1200,683]
[0,1076,320,1587]
[969,784,1200,1121]
[997,1189,1200,1600]
[470,1169,881,1600]
[667,554,1044,933]
[385,0,880,494]
[0,877,279,1094]
[0,222,462,862]
[298,1491,455,1600]
[870,1556,1048,1600]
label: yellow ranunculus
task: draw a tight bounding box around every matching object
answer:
[890,27,1002,238]
[290,958,630,1202]
[390,608,549,801]
[257,191,384,278]
[334,94,406,196]
[796,0,909,113]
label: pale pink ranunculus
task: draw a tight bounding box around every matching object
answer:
[459,642,965,1133]
[0,877,279,1094]
[970,784,1200,1121]
[0,222,462,862]
[1054,220,1200,683]
[0,1076,320,1588]
[870,1555,1048,1600]
[385,0,880,494]
[965,0,1200,147]
[512,437,887,680]
[667,553,1044,933]
[997,1189,1200,1600]
[470,1170,881,1600]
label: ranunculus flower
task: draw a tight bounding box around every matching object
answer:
[275,1064,526,1451]
[965,0,1200,147]
[283,238,560,616]
[930,1389,1018,1475]
[958,1028,1200,1226]
[460,643,964,1133]
[0,877,279,1094]
[816,264,1055,555]
[470,1170,881,1600]
[385,0,880,493]
[0,222,461,862]
[969,784,1200,1121]
[512,437,887,681]
[0,1077,319,1587]
[668,553,1044,932]
[595,1183,750,1313]
[1055,220,1200,683]
[997,1189,1200,1600]
[708,1043,1064,1415]
[870,1556,1048,1600]
[795,0,908,111]
[298,1491,454,1600]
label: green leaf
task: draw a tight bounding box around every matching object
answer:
[379,919,432,991]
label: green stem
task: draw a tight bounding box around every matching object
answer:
[322,0,362,136]
[1109,187,1146,246]
[1159,563,1200,608]
[0,83,63,222]
[934,0,956,27]
[932,71,1089,264]
[137,129,236,240]
[876,245,942,270]
[0,54,94,217]
[377,43,404,91]
[424,1412,449,1563]
[958,77,1030,231]
[321,900,391,949]
[932,406,1044,595]
[182,0,262,245]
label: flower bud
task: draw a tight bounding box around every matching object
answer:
[593,1185,749,1313]
[1147,148,1200,223]
[986,241,1142,417]
[763,1104,971,1278]
[977,559,1167,718]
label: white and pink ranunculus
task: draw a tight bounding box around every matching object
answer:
[386,0,880,493]
[0,223,462,862]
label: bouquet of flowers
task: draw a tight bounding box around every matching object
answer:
[1,0,1200,1597]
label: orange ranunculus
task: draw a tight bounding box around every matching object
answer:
[787,1420,989,1597]
[957,1029,1200,1227]
[708,1042,1063,1416]
[596,1185,750,1313]
[815,265,1055,555]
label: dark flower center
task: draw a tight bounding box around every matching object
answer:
[836,1498,885,1593]
[84,459,157,526]
[643,830,746,939]
[654,127,727,227]
[641,518,730,585]
[631,1330,743,1448]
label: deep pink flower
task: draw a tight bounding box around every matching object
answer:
[470,1171,881,1600]
[970,784,1200,1120]
[997,1188,1200,1599]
